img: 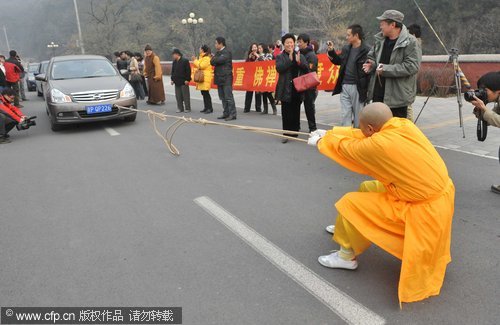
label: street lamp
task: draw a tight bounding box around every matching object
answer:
[181,12,204,55]
[47,41,59,57]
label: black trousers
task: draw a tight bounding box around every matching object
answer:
[390,106,408,118]
[201,90,213,111]
[303,89,317,132]
[281,99,301,137]
[245,91,261,112]
[7,82,20,106]
[260,92,276,112]
[0,112,17,136]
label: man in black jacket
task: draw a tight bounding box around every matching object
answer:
[171,49,192,113]
[328,25,370,128]
[211,37,237,121]
[297,34,318,132]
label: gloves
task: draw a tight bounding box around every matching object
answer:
[307,129,327,147]
[308,134,321,146]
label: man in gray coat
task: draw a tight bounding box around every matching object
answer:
[363,10,421,118]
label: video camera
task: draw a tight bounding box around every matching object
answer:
[16,116,37,130]
[464,88,488,104]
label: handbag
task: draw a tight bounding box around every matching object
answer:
[293,72,320,92]
[193,69,204,83]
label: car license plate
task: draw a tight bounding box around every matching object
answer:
[86,104,113,114]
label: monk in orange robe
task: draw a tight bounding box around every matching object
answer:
[308,102,455,305]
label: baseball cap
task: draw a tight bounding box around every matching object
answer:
[377,10,404,24]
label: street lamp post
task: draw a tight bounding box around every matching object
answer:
[181,12,204,55]
[47,41,59,57]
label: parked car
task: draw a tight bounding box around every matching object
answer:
[26,62,39,91]
[35,55,137,131]
[36,60,49,97]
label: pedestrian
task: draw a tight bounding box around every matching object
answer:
[407,23,423,122]
[128,51,145,100]
[192,45,214,114]
[256,43,277,115]
[308,102,455,305]
[0,55,7,93]
[171,48,192,113]
[211,36,237,121]
[117,50,130,80]
[17,55,27,102]
[469,71,500,194]
[363,10,421,118]
[135,52,149,97]
[273,39,282,58]
[0,88,28,144]
[275,33,309,143]
[5,50,24,108]
[297,33,318,132]
[327,24,371,128]
[143,44,165,105]
[244,43,261,113]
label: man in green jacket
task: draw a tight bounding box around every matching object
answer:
[362,10,421,118]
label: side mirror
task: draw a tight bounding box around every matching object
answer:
[35,74,46,81]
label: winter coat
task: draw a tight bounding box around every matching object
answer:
[274,51,309,103]
[366,25,422,108]
[171,57,192,86]
[193,54,213,91]
[328,42,371,103]
[211,47,233,86]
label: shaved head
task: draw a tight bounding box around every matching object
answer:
[359,103,393,137]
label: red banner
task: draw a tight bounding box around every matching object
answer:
[189,53,339,92]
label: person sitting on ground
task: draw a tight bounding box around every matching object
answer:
[469,71,500,194]
[308,102,455,305]
[0,88,27,144]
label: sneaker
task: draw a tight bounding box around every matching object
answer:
[491,185,500,195]
[318,251,358,270]
[185,110,191,113]
[325,225,335,234]
[176,110,184,113]
[0,136,12,144]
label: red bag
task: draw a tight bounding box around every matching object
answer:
[293,72,320,92]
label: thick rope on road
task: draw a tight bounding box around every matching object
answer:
[115,105,309,156]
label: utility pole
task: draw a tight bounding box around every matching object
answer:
[281,0,289,36]
[3,26,10,51]
[73,0,85,54]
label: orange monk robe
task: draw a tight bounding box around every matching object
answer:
[317,117,455,304]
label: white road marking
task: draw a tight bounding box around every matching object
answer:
[434,145,497,160]
[194,196,386,325]
[104,127,120,136]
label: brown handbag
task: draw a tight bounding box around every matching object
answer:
[194,69,204,83]
[293,72,320,92]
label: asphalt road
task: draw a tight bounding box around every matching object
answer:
[1,91,499,325]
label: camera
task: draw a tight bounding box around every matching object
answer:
[464,88,488,103]
[16,116,37,130]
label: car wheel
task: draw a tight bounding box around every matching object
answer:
[124,114,137,122]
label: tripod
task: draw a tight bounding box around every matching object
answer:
[450,48,466,138]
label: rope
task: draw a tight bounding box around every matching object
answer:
[116,105,308,156]
[412,0,449,55]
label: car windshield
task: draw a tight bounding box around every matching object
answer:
[51,59,117,80]
[28,64,39,73]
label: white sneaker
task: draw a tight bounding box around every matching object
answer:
[318,251,358,270]
[325,225,335,234]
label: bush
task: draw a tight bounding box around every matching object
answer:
[417,65,455,97]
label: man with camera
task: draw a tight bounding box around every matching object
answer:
[468,71,500,194]
[0,88,34,144]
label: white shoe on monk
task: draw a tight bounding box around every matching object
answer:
[325,225,335,234]
[318,251,358,270]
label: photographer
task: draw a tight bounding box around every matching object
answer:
[469,71,500,194]
[0,88,27,144]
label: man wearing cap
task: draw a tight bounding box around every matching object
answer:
[363,10,421,118]
[171,49,192,113]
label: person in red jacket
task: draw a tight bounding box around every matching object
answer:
[0,88,26,143]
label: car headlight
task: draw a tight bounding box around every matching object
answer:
[120,83,135,98]
[50,89,72,103]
